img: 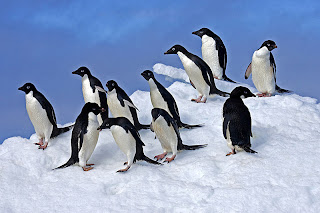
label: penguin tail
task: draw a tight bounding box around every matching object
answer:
[141,154,162,165]
[275,85,291,93]
[182,144,207,150]
[137,124,151,130]
[243,147,257,154]
[180,122,203,129]
[54,158,76,170]
[51,124,74,138]
[222,75,236,83]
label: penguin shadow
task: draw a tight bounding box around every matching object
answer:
[251,125,274,151]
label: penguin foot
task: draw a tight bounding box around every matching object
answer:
[117,166,130,172]
[191,96,206,103]
[164,155,176,163]
[257,93,271,97]
[154,152,167,161]
[226,149,236,156]
[38,142,48,150]
[82,166,94,171]
[35,139,44,146]
[124,162,128,165]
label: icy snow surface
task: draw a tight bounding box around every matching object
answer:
[1,63,320,212]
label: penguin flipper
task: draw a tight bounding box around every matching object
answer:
[245,63,252,79]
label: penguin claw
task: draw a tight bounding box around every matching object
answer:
[38,143,48,150]
[117,166,130,172]
[154,153,167,161]
[226,149,236,156]
[164,155,176,163]
[123,162,128,165]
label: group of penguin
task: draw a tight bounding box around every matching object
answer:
[18,27,289,172]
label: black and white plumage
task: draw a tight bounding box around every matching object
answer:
[192,28,235,83]
[72,66,108,124]
[164,45,229,103]
[98,80,149,130]
[151,108,207,163]
[18,83,73,149]
[245,40,290,97]
[141,70,202,129]
[223,86,257,156]
[55,102,105,171]
[98,117,161,172]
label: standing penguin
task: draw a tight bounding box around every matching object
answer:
[223,86,257,156]
[151,108,207,163]
[245,40,290,97]
[72,66,108,124]
[18,83,73,149]
[55,102,105,171]
[141,70,201,129]
[96,80,150,130]
[164,45,229,103]
[98,117,161,172]
[192,28,235,83]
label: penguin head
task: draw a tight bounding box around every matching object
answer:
[83,102,105,115]
[141,70,155,81]
[106,80,118,92]
[260,40,277,51]
[151,108,162,121]
[97,118,111,131]
[192,28,211,37]
[230,86,256,99]
[18,83,37,94]
[164,45,187,55]
[72,66,91,77]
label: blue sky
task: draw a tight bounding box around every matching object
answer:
[1,0,319,142]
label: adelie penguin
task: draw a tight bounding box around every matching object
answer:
[141,70,202,129]
[164,45,229,103]
[98,117,161,172]
[55,102,105,171]
[19,83,73,149]
[72,66,108,124]
[192,28,235,83]
[245,40,290,97]
[151,108,207,163]
[95,80,150,131]
[223,86,257,156]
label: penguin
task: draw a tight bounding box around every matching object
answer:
[151,108,207,163]
[72,66,108,124]
[55,102,105,171]
[223,86,257,156]
[192,28,235,83]
[18,83,73,149]
[164,45,229,103]
[98,117,161,172]
[245,40,290,97]
[141,70,202,129]
[95,80,150,130]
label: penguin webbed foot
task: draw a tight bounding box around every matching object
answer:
[257,93,271,97]
[191,96,206,103]
[35,139,44,146]
[38,142,48,150]
[86,163,94,166]
[226,149,236,156]
[154,152,167,161]
[82,166,94,171]
[164,154,176,163]
[117,166,130,173]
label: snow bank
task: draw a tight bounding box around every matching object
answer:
[1,63,320,212]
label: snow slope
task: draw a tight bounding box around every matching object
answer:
[1,63,320,212]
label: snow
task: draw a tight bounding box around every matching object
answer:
[1,63,320,212]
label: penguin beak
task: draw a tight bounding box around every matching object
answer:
[72,70,79,75]
[164,50,169,55]
[18,86,23,91]
[274,45,277,49]
[141,72,147,79]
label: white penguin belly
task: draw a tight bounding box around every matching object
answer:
[152,117,178,153]
[178,52,209,97]
[202,35,223,79]
[107,91,134,123]
[251,51,276,94]
[25,92,53,140]
[148,79,172,116]
[111,126,136,157]
[78,113,99,166]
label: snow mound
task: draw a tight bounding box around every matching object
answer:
[1,64,320,212]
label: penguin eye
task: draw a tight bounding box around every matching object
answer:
[172,47,175,51]
[267,43,270,46]
[81,70,84,72]
[26,86,30,89]
[112,83,115,86]
[148,73,151,76]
